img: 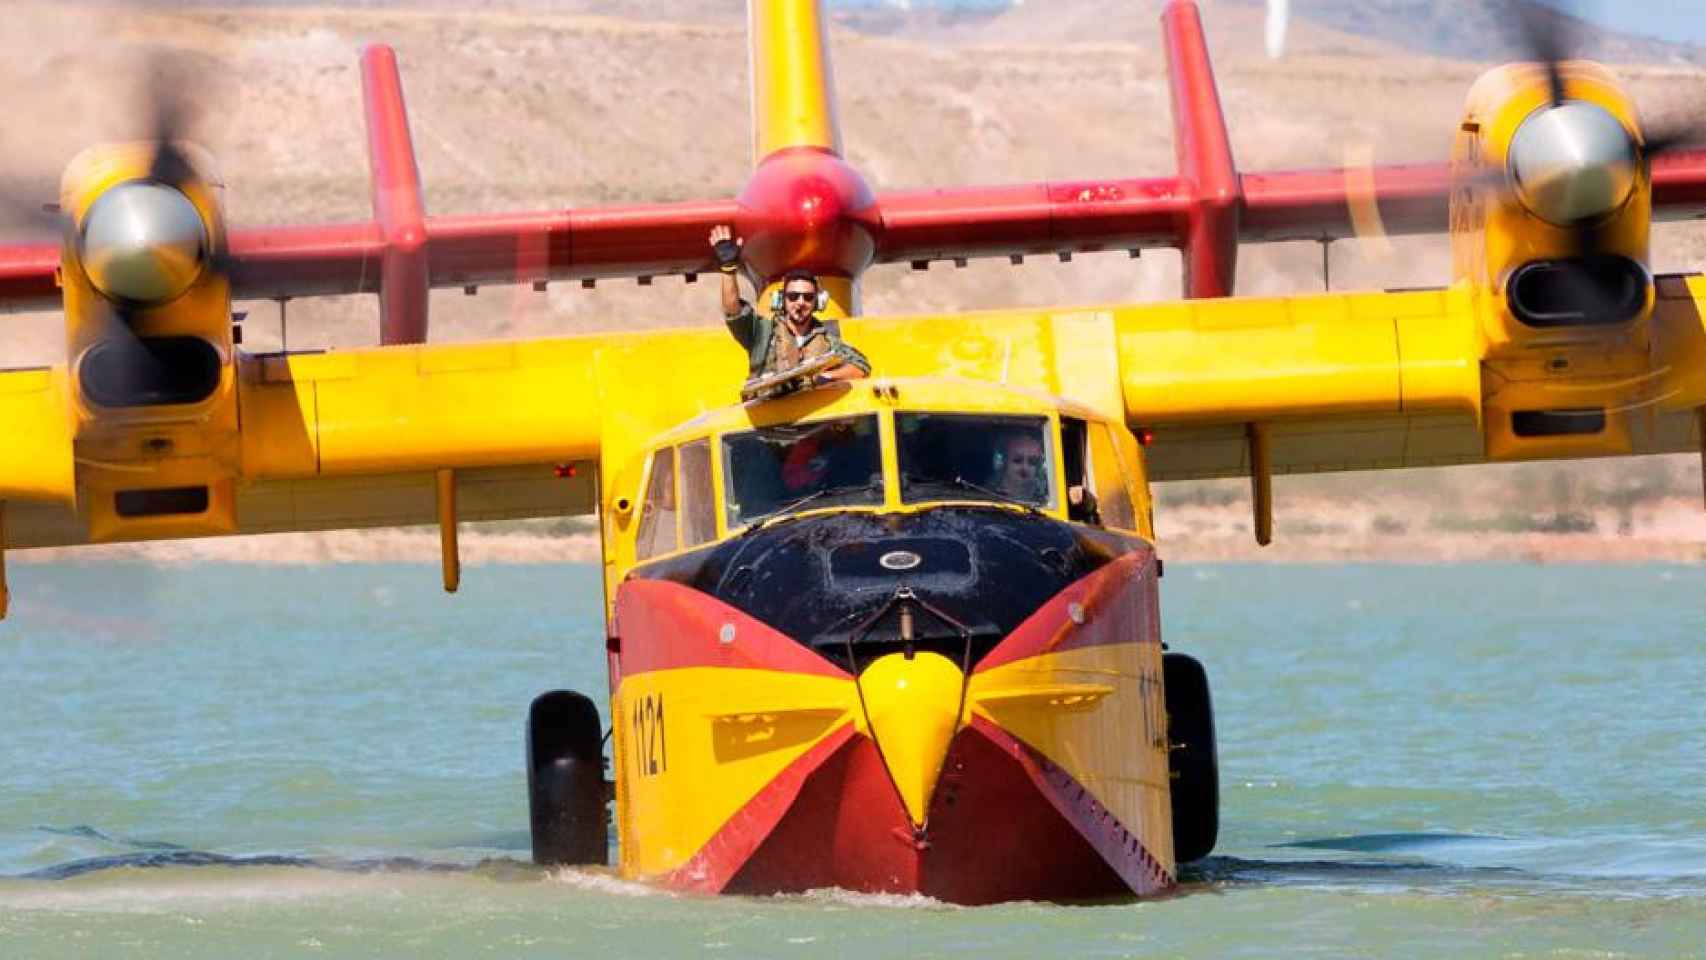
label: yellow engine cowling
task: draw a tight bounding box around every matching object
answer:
[1452,63,1660,463]
[58,144,240,541]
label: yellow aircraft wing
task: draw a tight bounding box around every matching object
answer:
[1117,284,1486,481]
[838,286,1485,485]
[843,278,1706,484]
[0,325,748,550]
[8,277,1706,550]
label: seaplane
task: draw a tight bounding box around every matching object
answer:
[4,0,1706,904]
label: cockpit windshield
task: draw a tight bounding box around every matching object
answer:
[722,414,883,527]
[897,413,1056,509]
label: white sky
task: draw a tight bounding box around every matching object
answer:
[1523,1,1703,45]
[857,1,1706,48]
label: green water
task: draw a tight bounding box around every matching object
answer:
[2,563,1703,958]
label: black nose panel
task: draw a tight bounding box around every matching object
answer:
[628,507,1147,673]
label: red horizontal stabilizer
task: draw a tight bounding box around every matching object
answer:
[872,178,1187,264]
[872,163,1459,265]
[1,199,742,316]
[1240,163,1452,241]
[1652,147,1706,222]
[0,243,59,314]
[221,199,741,306]
[18,150,1706,320]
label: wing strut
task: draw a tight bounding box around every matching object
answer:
[1698,408,1706,512]
[361,44,430,345]
[0,503,8,619]
[437,468,461,593]
[1247,424,1273,546]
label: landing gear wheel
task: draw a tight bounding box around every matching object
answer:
[1164,652,1219,864]
[527,689,608,867]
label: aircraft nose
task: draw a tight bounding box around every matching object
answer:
[856,651,966,829]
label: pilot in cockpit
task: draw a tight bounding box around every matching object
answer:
[993,430,1047,503]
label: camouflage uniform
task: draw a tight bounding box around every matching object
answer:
[726,301,871,379]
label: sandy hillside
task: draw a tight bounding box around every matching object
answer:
[4,0,1706,564]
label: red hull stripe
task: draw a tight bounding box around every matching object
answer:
[726,731,922,896]
[615,579,849,679]
[664,722,857,893]
[969,715,1173,897]
[974,547,1157,674]
[712,721,1161,903]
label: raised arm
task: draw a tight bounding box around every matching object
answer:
[710,225,744,319]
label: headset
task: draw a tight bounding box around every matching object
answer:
[770,277,831,313]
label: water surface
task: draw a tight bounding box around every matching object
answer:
[2,563,1703,957]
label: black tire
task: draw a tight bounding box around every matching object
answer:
[1164,652,1219,864]
[527,690,608,867]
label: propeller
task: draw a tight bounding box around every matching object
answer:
[0,45,221,250]
[79,46,232,315]
[1509,0,1706,193]
[1,45,188,236]
[1495,3,1692,322]
[141,48,202,192]
[0,39,233,418]
[1514,2,1568,108]
[1326,3,1691,321]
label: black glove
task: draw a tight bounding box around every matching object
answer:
[713,238,741,273]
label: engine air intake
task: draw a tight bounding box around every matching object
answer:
[1506,257,1647,328]
[79,336,222,408]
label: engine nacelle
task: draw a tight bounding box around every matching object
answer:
[1451,63,1660,463]
[57,144,240,541]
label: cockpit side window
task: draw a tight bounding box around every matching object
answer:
[679,439,716,548]
[636,446,678,561]
[1060,417,1097,524]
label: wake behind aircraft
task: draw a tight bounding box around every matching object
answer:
[4,0,1706,904]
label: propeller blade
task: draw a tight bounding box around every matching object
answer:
[1514,1,1568,106]
[1340,143,1394,252]
[137,46,231,288]
[141,49,199,188]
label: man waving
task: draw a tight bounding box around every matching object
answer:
[710,225,870,391]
